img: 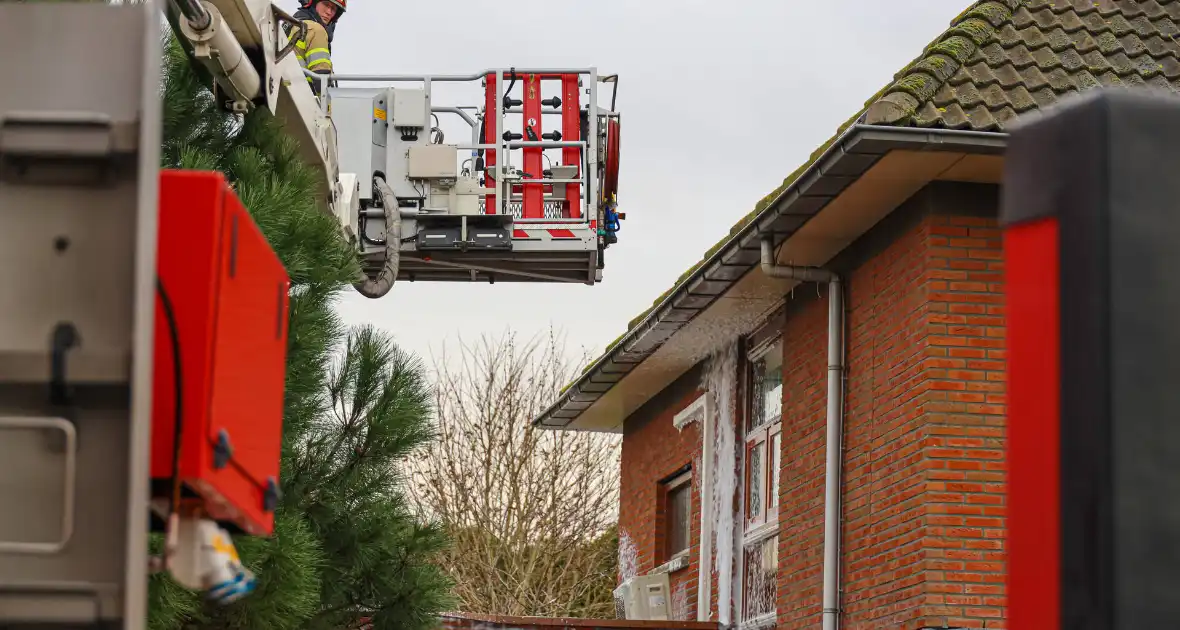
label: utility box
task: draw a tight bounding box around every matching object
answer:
[148,170,291,538]
[390,88,428,130]
[408,145,457,179]
[612,572,671,621]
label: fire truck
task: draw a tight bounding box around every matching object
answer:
[0,0,623,626]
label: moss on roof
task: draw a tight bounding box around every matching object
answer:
[565,0,1180,393]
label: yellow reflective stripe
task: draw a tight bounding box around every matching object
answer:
[295,40,307,49]
[307,47,330,56]
[307,58,332,70]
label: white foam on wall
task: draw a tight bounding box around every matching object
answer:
[702,340,739,626]
[671,579,690,621]
[618,527,639,583]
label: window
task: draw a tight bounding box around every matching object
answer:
[742,533,779,621]
[664,470,692,561]
[741,336,782,623]
[745,338,782,530]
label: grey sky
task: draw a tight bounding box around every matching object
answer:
[319,1,969,369]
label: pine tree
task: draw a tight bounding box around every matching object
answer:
[148,35,452,630]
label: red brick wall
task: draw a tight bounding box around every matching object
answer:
[920,209,1007,627]
[774,184,1006,630]
[615,182,1006,630]
[619,382,706,622]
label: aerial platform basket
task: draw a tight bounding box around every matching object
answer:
[327,68,623,286]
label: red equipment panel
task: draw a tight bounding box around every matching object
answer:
[1003,88,1180,628]
[522,73,543,219]
[484,72,588,220]
[561,74,582,218]
[150,170,291,537]
[1005,215,1059,630]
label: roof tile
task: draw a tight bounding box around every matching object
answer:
[990,62,1025,87]
[1107,51,1136,73]
[913,54,963,83]
[1123,72,1148,87]
[1096,70,1125,87]
[1029,84,1058,107]
[1056,12,1087,34]
[1072,29,1101,54]
[1130,15,1157,35]
[1156,17,1179,37]
[1007,84,1038,110]
[1060,47,1087,70]
[1109,14,1137,35]
[1114,34,1147,58]
[1142,1,1170,19]
[865,0,1180,130]
[1045,27,1074,51]
[1083,49,1115,73]
[1018,63,1051,89]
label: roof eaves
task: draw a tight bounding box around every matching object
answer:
[533,124,1008,430]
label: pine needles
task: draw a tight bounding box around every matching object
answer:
[148,35,452,630]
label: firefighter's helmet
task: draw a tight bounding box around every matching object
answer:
[302,0,346,22]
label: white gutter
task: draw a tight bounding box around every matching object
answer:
[760,238,845,630]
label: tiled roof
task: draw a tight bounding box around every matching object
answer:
[557,0,1180,404]
[865,0,1180,130]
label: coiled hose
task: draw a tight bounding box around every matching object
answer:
[353,176,400,299]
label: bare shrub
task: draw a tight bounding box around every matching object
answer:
[411,327,621,618]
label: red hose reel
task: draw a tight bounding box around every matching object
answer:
[601,117,621,205]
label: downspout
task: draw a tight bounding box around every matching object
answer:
[760,239,845,630]
[697,397,714,622]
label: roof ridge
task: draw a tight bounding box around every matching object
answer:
[864,0,1025,126]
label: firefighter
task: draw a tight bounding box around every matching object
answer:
[288,0,346,95]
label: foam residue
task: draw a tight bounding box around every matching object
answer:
[702,340,739,626]
[618,528,639,583]
[671,580,690,621]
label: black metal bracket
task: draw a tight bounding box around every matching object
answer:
[272,6,305,64]
[213,429,233,470]
[263,477,282,513]
[46,323,80,452]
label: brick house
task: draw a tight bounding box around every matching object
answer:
[533,1,1180,629]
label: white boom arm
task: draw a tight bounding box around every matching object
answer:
[168,0,344,231]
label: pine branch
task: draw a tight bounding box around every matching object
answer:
[149,32,451,630]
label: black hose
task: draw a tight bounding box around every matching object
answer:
[353,177,400,299]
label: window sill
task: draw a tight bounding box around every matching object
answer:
[650,551,690,575]
[737,613,776,630]
[741,521,778,547]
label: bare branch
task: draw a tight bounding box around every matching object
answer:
[410,326,620,619]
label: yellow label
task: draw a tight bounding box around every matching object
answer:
[211,533,241,563]
[374,108,387,121]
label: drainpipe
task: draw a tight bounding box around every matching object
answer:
[760,238,845,630]
[697,397,714,622]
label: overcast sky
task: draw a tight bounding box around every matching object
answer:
[313,0,968,371]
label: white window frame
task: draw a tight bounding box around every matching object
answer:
[739,335,783,625]
[662,469,694,565]
[672,393,709,431]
